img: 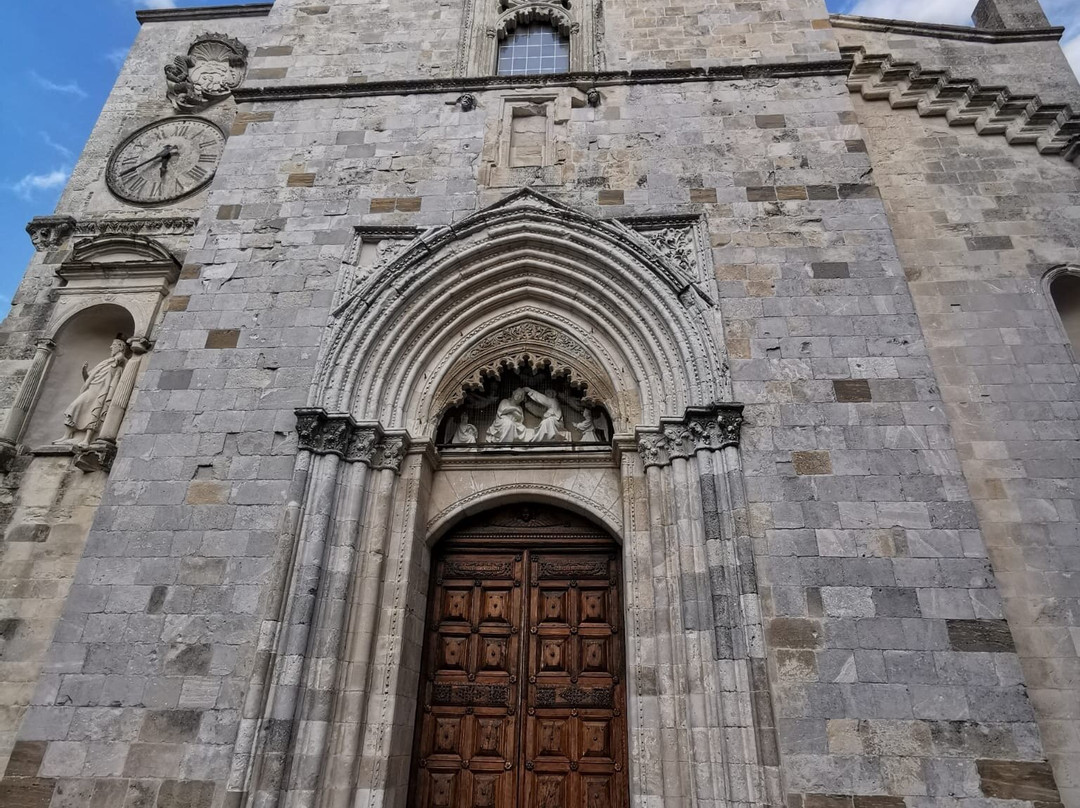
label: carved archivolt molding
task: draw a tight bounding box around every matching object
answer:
[165,32,249,113]
[489,4,577,38]
[294,408,410,472]
[636,404,744,468]
[432,319,617,418]
[317,189,729,434]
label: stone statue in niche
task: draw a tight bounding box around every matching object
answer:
[439,365,612,446]
[575,408,609,443]
[53,339,128,447]
[451,412,478,444]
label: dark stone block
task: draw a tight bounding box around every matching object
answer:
[854,798,905,808]
[4,741,46,777]
[806,185,839,200]
[140,710,202,743]
[0,777,57,808]
[205,330,240,350]
[165,643,212,675]
[598,190,624,205]
[766,618,823,649]
[813,262,850,279]
[157,780,215,808]
[833,379,871,402]
[158,370,193,391]
[147,585,168,614]
[965,236,1014,251]
[838,183,879,199]
[804,796,852,808]
[755,114,787,128]
[947,619,1016,652]
[746,186,777,202]
[977,759,1060,802]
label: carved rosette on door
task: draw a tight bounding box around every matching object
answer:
[411,523,627,808]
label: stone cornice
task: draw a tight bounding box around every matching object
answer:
[27,216,199,252]
[830,13,1065,43]
[844,46,1080,166]
[636,404,744,469]
[294,408,410,472]
[233,60,851,103]
[137,3,273,23]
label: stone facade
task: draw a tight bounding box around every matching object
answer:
[0,1,1079,807]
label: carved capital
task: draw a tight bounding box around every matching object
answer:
[26,216,77,251]
[346,426,379,463]
[375,435,409,472]
[637,404,744,467]
[294,409,409,473]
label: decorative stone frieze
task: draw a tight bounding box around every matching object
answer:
[294,408,410,472]
[636,403,744,467]
[25,216,198,251]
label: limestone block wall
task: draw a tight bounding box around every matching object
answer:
[602,0,838,69]
[0,53,1064,808]
[850,91,1080,804]
[248,0,840,87]
[0,8,268,787]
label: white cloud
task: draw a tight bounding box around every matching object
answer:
[845,0,974,25]
[1064,35,1080,78]
[9,168,70,200]
[105,48,128,69]
[29,71,88,99]
[134,0,177,8]
[40,132,74,160]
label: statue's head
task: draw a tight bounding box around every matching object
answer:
[511,388,526,404]
[111,339,127,356]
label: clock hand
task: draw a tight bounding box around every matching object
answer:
[120,145,178,177]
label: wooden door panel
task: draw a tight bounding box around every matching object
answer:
[411,533,627,808]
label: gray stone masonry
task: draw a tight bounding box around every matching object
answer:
[0,1,1078,807]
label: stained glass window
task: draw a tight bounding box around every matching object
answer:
[497,23,571,76]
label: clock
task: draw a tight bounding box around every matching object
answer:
[106,116,225,205]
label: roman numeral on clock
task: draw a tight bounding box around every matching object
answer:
[186,166,208,183]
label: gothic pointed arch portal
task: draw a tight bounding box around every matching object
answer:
[229,192,782,808]
[410,504,629,808]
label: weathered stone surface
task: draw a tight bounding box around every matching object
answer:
[0,0,1076,805]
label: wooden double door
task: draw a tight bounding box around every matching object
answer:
[410,507,628,808]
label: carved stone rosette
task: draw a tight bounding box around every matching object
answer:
[636,403,744,467]
[294,408,410,472]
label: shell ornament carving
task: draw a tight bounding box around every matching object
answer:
[165,33,249,113]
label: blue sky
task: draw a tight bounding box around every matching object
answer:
[1,0,1078,312]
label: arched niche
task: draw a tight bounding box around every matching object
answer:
[22,304,135,449]
[1048,266,1080,358]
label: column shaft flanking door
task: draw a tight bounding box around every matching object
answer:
[410,511,628,808]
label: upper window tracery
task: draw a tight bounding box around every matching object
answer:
[497,23,570,76]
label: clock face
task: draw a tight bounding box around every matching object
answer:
[106,116,225,205]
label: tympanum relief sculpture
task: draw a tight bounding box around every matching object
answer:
[53,339,127,448]
[439,365,612,446]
